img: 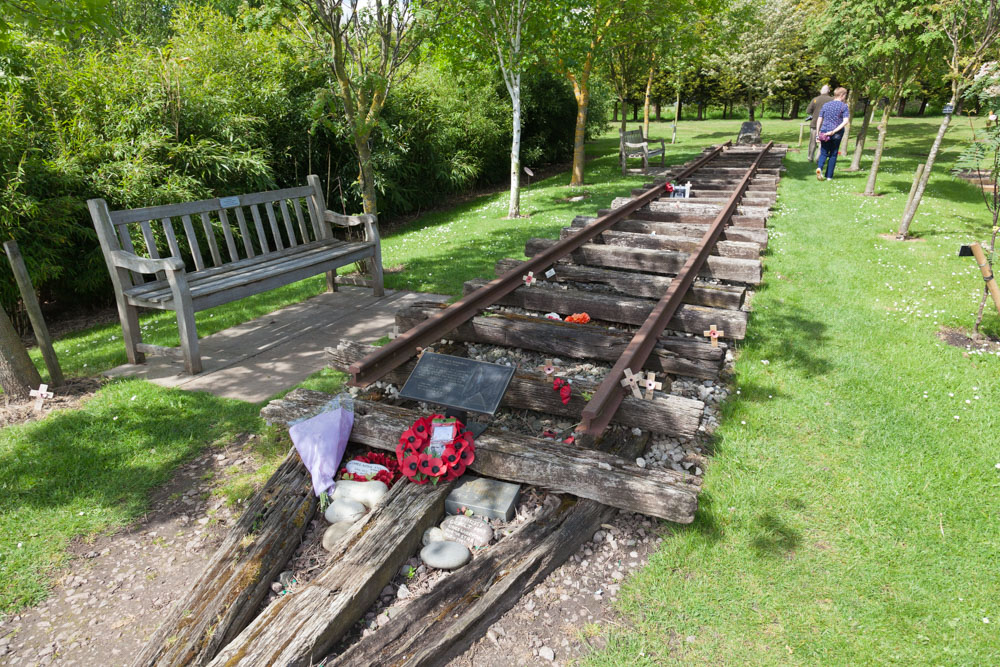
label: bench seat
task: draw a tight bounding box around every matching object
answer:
[123,238,374,310]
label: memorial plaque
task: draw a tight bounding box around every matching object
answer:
[218,195,241,208]
[399,352,515,415]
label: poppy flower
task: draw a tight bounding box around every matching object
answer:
[442,445,460,468]
[541,429,558,439]
[559,384,572,405]
[562,435,576,445]
[401,454,421,479]
[424,457,446,478]
[458,445,476,466]
[552,377,565,390]
[565,313,590,324]
[445,461,466,481]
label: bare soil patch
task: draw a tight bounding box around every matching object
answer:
[0,377,104,429]
[937,326,1000,354]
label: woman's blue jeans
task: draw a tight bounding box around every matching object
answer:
[817,131,843,179]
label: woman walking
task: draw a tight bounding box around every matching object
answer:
[816,87,851,181]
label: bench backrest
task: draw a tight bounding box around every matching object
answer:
[89,175,330,286]
[621,129,645,145]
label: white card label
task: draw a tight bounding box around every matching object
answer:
[218,196,241,208]
[345,460,389,477]
[544,268,556,279]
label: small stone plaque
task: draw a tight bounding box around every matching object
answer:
[345,460,389,478]
[399,352,515,416]
[440,515,493,548]
[445,475,521,521]
[218,195,240,208]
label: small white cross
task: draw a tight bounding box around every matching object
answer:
[684,181,692,198]
[522,271,536,287]
[619,368,643,399]
[29,384,54,412]
[642,372,663,400]
[417,346,434,359]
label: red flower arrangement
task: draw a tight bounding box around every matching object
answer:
[552,377,572,405]
[664,182,675,194]
[565,313,590,324]
[397,415,475,485]
[339,451,401,487]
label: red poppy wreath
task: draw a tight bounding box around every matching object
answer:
[339,452,401,487]
[396,415,476,485]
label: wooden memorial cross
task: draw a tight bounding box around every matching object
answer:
[619,368,643,399]
[703,324,724,347]
[522,271,536,287]
[538,359,558,376]
[30,384,54,412]
[642,372,662,400]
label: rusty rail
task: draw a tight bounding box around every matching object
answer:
[348,142,733,387]
[578,141,775,438]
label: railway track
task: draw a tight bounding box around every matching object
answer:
[138,141,787,667]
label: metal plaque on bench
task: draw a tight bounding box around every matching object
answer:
[399,352,515,416]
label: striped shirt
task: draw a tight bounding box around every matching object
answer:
[819,100,850,134]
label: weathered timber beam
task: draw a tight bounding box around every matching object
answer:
[493,257,746,309]
[570,215,768,247]
[264,392,700,522]
[325,340,704,439]
[525,237,762,285]
[559,226,761,260]
[395,305,724,380]
[596,208,768,229]
[208,476,451,667]
[611,197,772,219]
[463,278,748,339]
[132,449,317,667]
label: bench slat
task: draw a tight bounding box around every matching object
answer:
[140,220,160,259]
[109,186,315,226]
[116,225,145,285]
[124,240,361,304]
[162,217,182,261]
[250,204,270,254]
[181,214,206,271]
[234,207,255,258]
[279,199,298,248]
[265,202,284,251]
[218,209,240,262]
[199,212,223,267]
[292,198,310,244]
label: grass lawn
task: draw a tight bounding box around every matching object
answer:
[583,117,1000,664]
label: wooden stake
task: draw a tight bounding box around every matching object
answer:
[3,241,63,386]
[970,242,1000,316]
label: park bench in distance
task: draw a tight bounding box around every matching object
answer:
[88,175,383,374]
[620,127,666,175]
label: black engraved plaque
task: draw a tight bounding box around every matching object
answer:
[399,352,515,415]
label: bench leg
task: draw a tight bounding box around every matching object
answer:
[117,299,145,365]
[166,271,202,375]
[642,153,649,175]
[371,253,385,297]
[326,270,337,292]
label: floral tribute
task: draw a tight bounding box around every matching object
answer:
[552,377,572,404]
[565,312,590,324]
[396,415,475,485]
[664,182,675,195]
[338,452,401,487]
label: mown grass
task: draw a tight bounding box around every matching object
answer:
[583,117,1000,664]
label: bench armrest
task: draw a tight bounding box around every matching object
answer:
[324,210,381,244]
[110,250,185,274]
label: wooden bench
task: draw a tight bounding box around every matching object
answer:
[620,128,666,174]
[88,175,384,375]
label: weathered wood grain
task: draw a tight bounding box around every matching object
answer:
[131,448,316,667]
[325,340,704,439]
[596,208,768,229]
[524,237,762,285]
[262,392,700,522]
[395,305,724,379]
[493,257,745,309]
[208,477,448,667]
[569,215,768,247]
[462,278,748,339]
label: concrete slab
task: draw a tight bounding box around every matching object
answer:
[105,287,450,402]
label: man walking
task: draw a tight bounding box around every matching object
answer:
[805,85,833,162]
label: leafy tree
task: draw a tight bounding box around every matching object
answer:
[0,0,109,39]
[898,0,1000,239]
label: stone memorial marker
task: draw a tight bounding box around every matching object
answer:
[445,475,521,521]
[440,514,493,548]
[737,120,762,145]
[399,352,515,416]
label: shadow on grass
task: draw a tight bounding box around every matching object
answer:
[749,511,802,557]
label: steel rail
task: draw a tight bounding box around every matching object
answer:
[578,141,775,438]
[348,141,734,387]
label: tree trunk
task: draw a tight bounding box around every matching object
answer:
[722,101,727,120]
[780,99,786,119]
[672,88,681,144]
[355,135,377,215]
[897,95,956,238]
[841,88,858,159]
[569,74,590,187]
[613,101,618,121]
[790,98,800,119]
[655,100,661,120]
[632,101,638,121]
[847,102,875,171]
[748,101,755,122]
[864,97,897,196]
[897,96,907,116]
[643,66,654,139]
[619,96,628,135]
[697,102,704,120]
[508,73,522,218]
[0,305,40,400]
[918,98,928,115]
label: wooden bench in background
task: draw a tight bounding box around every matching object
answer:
[88,175,383,374]
[620,128,666,174]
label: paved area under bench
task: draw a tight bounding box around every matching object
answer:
[105,287,449,403]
